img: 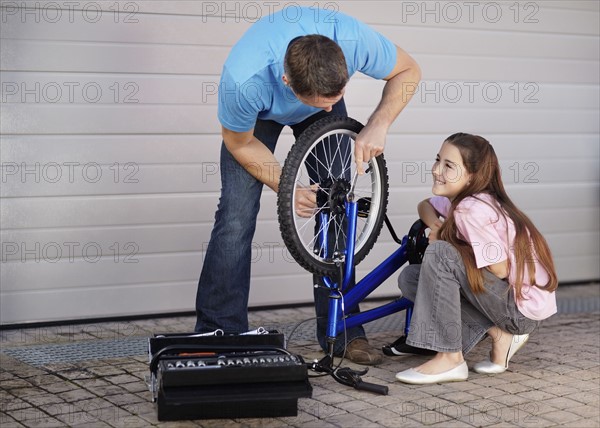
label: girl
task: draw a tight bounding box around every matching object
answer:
[395,133,558,384]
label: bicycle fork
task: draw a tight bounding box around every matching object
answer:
[323,198,358,348]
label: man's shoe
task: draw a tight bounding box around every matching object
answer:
[382,335,436,356]
[345,338,383,365]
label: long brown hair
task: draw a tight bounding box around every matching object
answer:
[437,133,558,298]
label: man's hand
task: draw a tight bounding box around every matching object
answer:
[295,184,318,218]
[355,45,421,175]
[354,124,386,175]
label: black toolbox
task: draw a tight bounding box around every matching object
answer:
[148,330,312,420]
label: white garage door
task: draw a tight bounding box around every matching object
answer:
[1,1,598,325]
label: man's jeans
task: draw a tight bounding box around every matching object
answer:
[195,99,366,354]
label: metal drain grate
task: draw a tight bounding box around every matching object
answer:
[2,337,149,367]
[558,297,600,314]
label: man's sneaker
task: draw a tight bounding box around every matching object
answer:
[382,335,436,356]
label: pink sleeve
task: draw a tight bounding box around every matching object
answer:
[454,203,508,269]
[428,196,451,217]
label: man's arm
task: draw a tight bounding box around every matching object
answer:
[222,126,281,191]
[222,126,317,217]
[355,46,421,174]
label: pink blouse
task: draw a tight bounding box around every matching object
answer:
[429,194,557,321]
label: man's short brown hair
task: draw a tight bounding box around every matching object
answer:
[284,35,349,98]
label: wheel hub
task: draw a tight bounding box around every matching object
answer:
[317,178,351,216]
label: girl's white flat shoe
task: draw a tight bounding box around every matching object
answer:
[395,361,468,384]
[473,333,529,374]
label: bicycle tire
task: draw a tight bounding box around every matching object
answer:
[277,116,389,276]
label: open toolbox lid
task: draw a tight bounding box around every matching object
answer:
[148,328,286,362]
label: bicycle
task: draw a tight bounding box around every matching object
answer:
[277,115,429,395]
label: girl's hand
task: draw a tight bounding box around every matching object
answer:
[428,219,443,242]
[295,184,319,218]
[485,260,509,279]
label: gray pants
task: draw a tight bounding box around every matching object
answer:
[398,241,539,354]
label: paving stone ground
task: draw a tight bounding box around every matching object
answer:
[1,284,598,427]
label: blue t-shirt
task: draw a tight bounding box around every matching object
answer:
[218,7,397,132]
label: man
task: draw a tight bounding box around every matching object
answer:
[195,7,421,365]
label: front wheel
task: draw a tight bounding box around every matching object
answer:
[277,116,389,276]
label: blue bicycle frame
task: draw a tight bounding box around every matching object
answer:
[319,199,414,344]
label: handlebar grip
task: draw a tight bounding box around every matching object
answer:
[355,380,388,395]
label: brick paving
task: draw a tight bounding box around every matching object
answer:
[0,285,598,427]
